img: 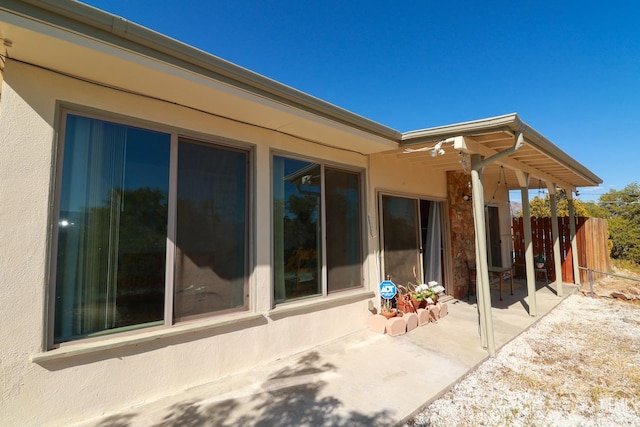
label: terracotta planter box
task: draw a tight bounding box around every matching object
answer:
[368,301,448,335]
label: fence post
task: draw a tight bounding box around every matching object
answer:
[589,269,594,298]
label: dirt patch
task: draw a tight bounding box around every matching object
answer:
[580,268,640,305]
[405,294,640,426]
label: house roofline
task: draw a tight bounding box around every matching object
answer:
[2,1,601,187]
[2,0,401,142]
[402,113,602,186]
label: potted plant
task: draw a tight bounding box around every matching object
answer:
[380,297,397,319]
[396,289,415,313]
[535,253,546,269]
[415,283,430,307]
[426,281,445,303]
[399,280,445,308]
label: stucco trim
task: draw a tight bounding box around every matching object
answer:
[267,290,375,320]
[31,312,266,363]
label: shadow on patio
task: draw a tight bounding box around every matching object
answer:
[79,281,576,427]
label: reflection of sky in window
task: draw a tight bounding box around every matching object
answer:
[385,196,415,222]
[124,127,170,194]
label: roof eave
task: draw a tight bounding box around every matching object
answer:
[402,113,602,187]
[401,113,521,142]
[3,0,401,142]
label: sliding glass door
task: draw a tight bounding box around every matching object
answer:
[381,195,444,288]
[381,195,421,287]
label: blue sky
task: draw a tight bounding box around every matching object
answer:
[80,1,639,201]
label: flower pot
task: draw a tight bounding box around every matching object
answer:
[397,297,414,314]
[410,297,422,310]
[380,308,397,319]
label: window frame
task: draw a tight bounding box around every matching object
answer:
[271,151,366,304]
[47,108,254,349]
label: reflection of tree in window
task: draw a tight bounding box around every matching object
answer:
[105,187,167,326]
[273,157,363,301]
[272,158,321,301]
[282,178,321,299]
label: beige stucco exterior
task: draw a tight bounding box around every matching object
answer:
[0,2,602,425]
[0,55,466,427]
[1,57,382,427]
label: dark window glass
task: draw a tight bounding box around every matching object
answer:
[326,168,362,292]
[174,140,249,319]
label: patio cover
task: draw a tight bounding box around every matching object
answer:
[399,114,602,356]
[400,113,601,192]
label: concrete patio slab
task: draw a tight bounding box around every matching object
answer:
[74,282,576,427]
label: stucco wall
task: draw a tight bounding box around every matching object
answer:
[368,154,448,200]
[0,61,376,426]
[367,153,448,263]
[0,58,517,426]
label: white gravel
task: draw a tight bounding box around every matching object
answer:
[406,294,640,426]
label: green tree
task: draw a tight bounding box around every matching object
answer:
[598,182,640,263]
[582,201,610,218]
[528,196,551,217]
[519,191,594,218]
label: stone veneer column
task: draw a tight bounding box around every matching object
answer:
[447,171,476,299]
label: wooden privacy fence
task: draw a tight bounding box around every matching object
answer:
[512,217,610,284]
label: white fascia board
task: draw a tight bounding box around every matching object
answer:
[402,113,520,142]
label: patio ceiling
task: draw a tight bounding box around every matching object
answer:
[396,113,602,192]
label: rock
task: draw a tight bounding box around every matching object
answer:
[611,291,629,301]
[386,317,407,336]
[628,286,640,296]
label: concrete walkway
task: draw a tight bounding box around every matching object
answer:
[76,282,576,427]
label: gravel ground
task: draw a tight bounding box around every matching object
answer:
[405,293,640,426]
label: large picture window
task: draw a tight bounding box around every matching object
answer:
[272,155,363,302]
[52,113,250,345]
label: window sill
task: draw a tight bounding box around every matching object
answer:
[31,312,266,363]
[267,289,375,320]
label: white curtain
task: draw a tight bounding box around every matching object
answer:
[57,116,125,340]
[423,202,443,285]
